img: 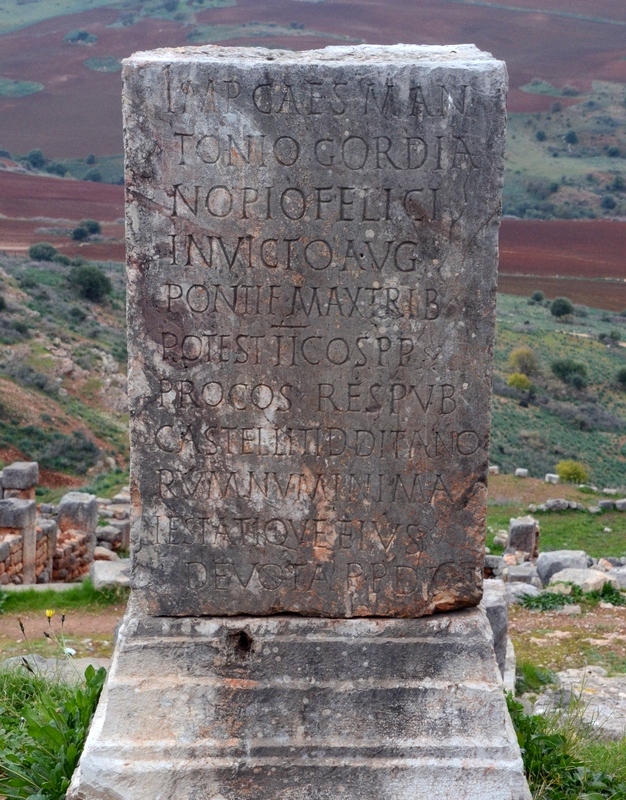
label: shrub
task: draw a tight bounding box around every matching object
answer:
[64,29,97,44]
[85,153,96,165]
[52,253,71,266]
[535,130,546,141]
[564,129,578,144]
[617,367,626,388]
[530,290,544,303]
[550,296,574,317]
[69,264,112,302]
[608,146,621,158]
[601,194,617,210]
[551,358,588,387]
[28,242,57,261]
[610,330,621,342]
[612,175,625,192]
[84,168,102,182]
[26,148,45,169]
[71,226,89,241]
[556,459,589,483]
[507,373,532,391]
[79,219,101,235]
[0,295,5,312]
[45,161,67,176]
[508,345,539,376]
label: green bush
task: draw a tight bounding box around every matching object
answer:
[564,129,578,144]
[64,29,97,44]
[69,264,112,302]
[550,296,574,317]
[26,148,45,169]
[556,459,589,484]
[507,372,532,391]
[52,253,71,266]
[28,242,58,262]
[551,358,588,387]
[79,219,101,235]
[71,226,89,242]
[0,295,6,312]
[535,130,546,141]
[508,345,539,376]
[616,367,626,388]
[530,290,544,303]
[84,168,102,183]
[601,194,617,210]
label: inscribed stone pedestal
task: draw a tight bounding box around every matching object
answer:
[124,44,507,618]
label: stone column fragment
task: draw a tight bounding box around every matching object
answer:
[123,44,507,617]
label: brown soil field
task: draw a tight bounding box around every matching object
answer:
[0,171,123,221]
[500,220,626,280]
[497,274,626,311]
[1,0,625,157]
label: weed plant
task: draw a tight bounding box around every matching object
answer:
[0,610,106,799]
[507,693,626,799]
[520,582,626,612]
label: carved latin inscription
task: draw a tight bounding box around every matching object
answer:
[123,44,507,617]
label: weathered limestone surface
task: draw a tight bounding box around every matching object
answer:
[68,599,530,800]
[123,43,507,618]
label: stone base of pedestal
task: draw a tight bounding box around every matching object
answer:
[69,597,530,800]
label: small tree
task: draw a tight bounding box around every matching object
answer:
[79,219,101,235]
[84,168,102,182]
[616,367,626,389]
[28,242,57,261]
[507,373,532,391]
[530,290,544,303]
[564,130,578,144]
[26,148,45,169]
[0,294,6,312]
[69,264,112,302]
[71,226,89,241]
[550,296,574,318]
[556,460,589,484]
[551,358,588,387]
[509,346,539,376]
[535,130,546,142]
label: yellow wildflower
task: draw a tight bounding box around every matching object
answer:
[45,609,55,619]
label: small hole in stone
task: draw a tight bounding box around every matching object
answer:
[230,629,253,654]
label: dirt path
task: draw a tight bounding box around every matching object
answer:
[0,607,125,661]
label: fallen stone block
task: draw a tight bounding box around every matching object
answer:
[506,515,539,557]
[1,461,38,490]
[505,583,539,604]
[505,564,540,584]
[90,559,130,590]
[58,492,98,535]
[598,499,615,511]
[544,473,559,484]
[515,468,528,478]
[0,498,36,529]
[94,546,120,562]
[536,550,588,585]
[549,568,618,593]
[482,579,508,678]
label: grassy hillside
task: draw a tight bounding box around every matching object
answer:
[0,251,128,485]
[504,81,626,219]
[492,292,626,486]
[1,248,625,492]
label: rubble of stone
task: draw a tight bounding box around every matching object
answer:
[527,496,626,514]
[534,667,626,741]
[0,459,130,585]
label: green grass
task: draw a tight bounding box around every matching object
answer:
[83,56,121,73]
[0,78,43,98]
[487,505,626,557]
[0,579,129,616]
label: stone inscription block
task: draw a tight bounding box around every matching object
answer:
[123,44,507,617]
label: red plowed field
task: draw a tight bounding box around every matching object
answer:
[1,0,626,156]
[0,171,124,258]
[499,219,626,280]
